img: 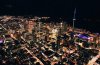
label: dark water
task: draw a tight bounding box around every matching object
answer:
[73,21,100,33]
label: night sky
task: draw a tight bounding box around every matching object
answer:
[0,0,100,32]
[0,0,100,18]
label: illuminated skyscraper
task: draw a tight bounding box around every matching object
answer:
[27,20,35,33]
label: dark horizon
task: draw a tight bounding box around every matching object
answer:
[0,0,100,18]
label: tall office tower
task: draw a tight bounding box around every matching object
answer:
[27,20,35,33]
